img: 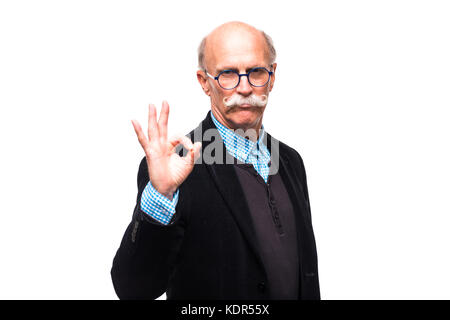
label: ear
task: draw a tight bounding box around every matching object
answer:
[197,70,211,97]
[268,63,277,92]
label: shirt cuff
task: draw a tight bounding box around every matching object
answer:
[140,181,179,225]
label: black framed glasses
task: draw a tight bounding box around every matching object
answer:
[205,67,273,90]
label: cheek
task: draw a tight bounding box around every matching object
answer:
[259,85,271,95]
[210,87,229,105]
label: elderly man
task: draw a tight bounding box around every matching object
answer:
[111,21,320,300]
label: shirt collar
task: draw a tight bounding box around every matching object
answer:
[210,110,270,164]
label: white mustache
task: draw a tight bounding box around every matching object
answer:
[223,94,268,108]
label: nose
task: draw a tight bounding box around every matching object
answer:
[236,75,252,96]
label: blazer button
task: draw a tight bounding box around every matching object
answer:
[270,197,276,206]
[258,281,266,292]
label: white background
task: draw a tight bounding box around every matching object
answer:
[0,0,449,299]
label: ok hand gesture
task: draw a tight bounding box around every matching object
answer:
[131,101,201,199]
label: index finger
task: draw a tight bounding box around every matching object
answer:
[169,134,194,152]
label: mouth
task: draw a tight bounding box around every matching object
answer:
[226,105,257,114]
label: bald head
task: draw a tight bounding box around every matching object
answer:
[198,21,276,71]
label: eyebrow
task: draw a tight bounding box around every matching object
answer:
[215,65,266,73]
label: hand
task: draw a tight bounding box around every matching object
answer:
[131,101,201,199]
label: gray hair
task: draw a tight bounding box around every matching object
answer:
[197,30,277,70]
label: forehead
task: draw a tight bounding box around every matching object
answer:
[206,30,268,71]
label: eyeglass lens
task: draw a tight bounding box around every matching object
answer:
[218,68,270,89]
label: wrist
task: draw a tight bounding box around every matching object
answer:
[152,183,176,200]
[161,190,174,200]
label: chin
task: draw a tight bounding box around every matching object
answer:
[229,109,261,129]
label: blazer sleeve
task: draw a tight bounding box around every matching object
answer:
[110,157,186,300]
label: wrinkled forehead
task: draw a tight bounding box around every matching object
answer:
[205,29,269,72]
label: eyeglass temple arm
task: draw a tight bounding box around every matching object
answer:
[204,70,218,80]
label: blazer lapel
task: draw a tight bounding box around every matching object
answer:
[267,132,310,231]
[206,163,265,267]
[272,136,318,297]
[198,111,266,272]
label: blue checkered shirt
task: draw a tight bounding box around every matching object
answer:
[140,111,272,225]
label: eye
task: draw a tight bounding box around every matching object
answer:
[250,68,265,76]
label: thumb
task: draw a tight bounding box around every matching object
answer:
[190,142,202,163]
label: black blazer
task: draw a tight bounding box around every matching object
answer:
[111,111,320,300]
